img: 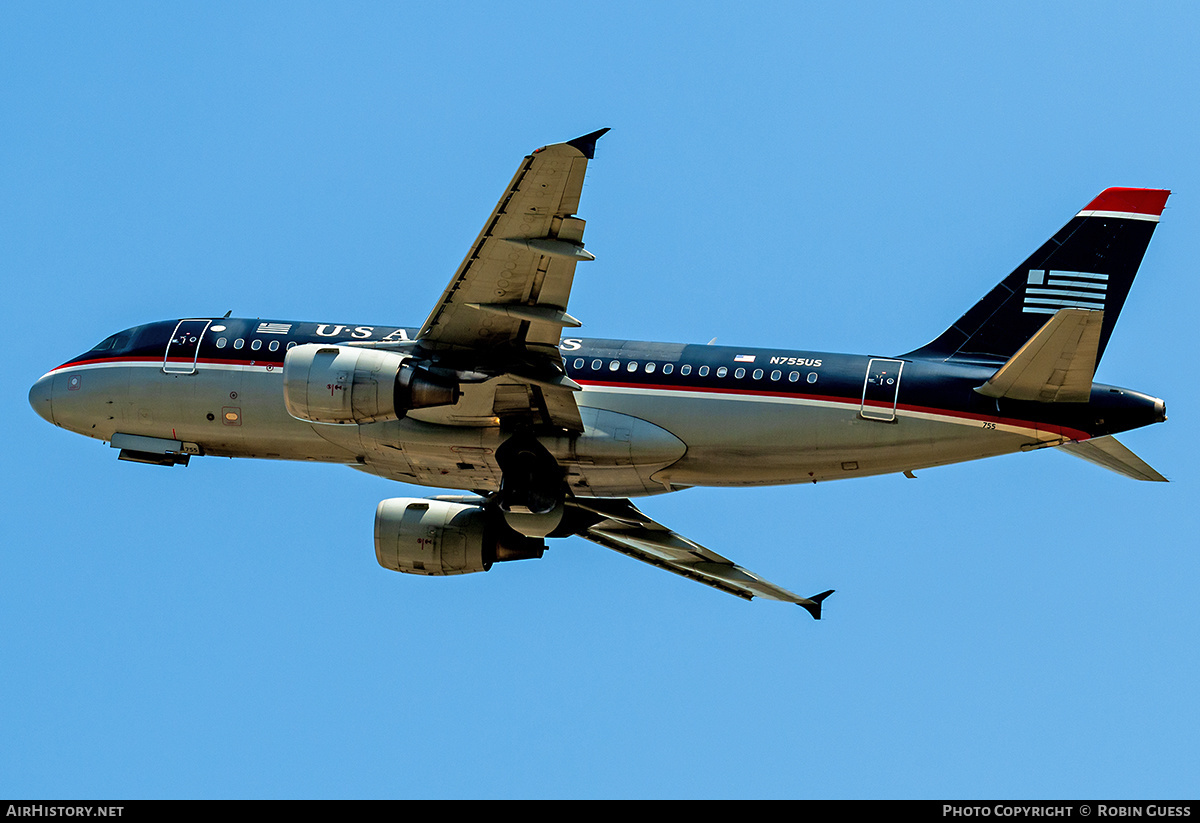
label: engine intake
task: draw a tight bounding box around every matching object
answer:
[374,498,545,576]
[283,344,459,424]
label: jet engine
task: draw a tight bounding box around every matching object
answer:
[374,498,545,576]
[283,343,459,424]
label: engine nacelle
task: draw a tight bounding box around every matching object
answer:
[374,498,545,576]
[283,343,459,424]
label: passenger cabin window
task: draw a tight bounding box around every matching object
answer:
[753,369,763,380]
[286,341,297,349]
[771,369,781,381]
[251,340,262,351]
[609,360,620,371]
[699,366,709,377]
[789,371,800,382]
[807,373,818,384]
[216,338,228,349]
[645,363,655,373]
[591,359,602,370]
[663,364,674,375]
[626,361,638,372]
[269,341,280,352]
[680,365,691,376]
[233,339,244,350]
[732,368,743,378]
[573,358,584,369]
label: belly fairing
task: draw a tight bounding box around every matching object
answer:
[348,406,686,497]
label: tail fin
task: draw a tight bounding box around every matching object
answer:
[905,188,1169,364]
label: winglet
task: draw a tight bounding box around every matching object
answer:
[565,127,611,159]
[800,589,835,620]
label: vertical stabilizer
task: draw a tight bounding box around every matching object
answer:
[905,188,1169,365]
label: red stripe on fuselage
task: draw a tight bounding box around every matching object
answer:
[575,378,1092,441]
[51,356,1092,442]
[52,355,285,371]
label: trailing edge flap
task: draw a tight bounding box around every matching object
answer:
[974,308,1102,403]
[567,498,833,618]
[1057,436,1168,482]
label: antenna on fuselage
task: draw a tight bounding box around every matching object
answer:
[223,310,232,318]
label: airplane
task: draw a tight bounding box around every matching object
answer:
[28,129,1170,618]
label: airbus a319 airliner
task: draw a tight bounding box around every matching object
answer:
[29,130,1170,617]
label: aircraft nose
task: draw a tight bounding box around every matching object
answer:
[29,373,55,425]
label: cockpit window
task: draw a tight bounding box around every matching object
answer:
[90,330,133,353]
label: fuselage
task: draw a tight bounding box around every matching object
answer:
[29,316,1166,498]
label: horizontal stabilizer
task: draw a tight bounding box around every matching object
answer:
[974,308,1102,402]
[1058,435,1167,482]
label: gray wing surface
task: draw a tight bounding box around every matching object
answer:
[568,498,834,618]
[413,129,610,432]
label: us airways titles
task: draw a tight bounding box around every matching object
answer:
[309,325,413,340]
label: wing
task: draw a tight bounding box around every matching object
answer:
[566,498,835,618]
[411,129,610,433]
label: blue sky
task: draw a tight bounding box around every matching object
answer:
[3,2,1198,798]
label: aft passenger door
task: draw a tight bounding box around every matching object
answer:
[861,358,904,421]
[163,319,211,374]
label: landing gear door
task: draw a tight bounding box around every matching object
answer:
[163,319,211,374]
[861,358,904,421]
